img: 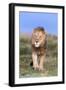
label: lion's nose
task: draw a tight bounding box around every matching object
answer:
[36,40,38,43]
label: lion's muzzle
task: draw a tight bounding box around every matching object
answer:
[35,42,40,48]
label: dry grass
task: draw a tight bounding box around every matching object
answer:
[19,34,58,78]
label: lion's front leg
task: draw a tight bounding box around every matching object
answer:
[32,52,39,70]
[39,54,45,71]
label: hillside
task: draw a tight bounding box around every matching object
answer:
[19,33,58,77]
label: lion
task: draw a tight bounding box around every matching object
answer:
[31,27,47,71]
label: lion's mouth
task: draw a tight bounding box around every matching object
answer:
[35,42,40,48]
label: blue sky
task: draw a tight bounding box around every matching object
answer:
[19,12,58,36]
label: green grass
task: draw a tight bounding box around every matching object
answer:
[19,34,58,78]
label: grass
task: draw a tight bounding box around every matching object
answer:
[19,34,58,78]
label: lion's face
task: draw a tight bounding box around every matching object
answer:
[32,28,46,48]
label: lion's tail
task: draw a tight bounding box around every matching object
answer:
[30,61,33,66]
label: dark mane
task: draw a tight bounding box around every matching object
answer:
[34,27,45,32]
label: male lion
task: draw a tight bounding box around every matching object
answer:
[32,27,47,71]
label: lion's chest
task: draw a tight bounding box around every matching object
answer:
[32,47,45,56]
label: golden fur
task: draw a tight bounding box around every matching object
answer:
[32,27,47,71]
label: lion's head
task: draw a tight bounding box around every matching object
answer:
[32,27,47,48]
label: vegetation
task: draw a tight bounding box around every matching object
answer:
[19,34,58,78]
